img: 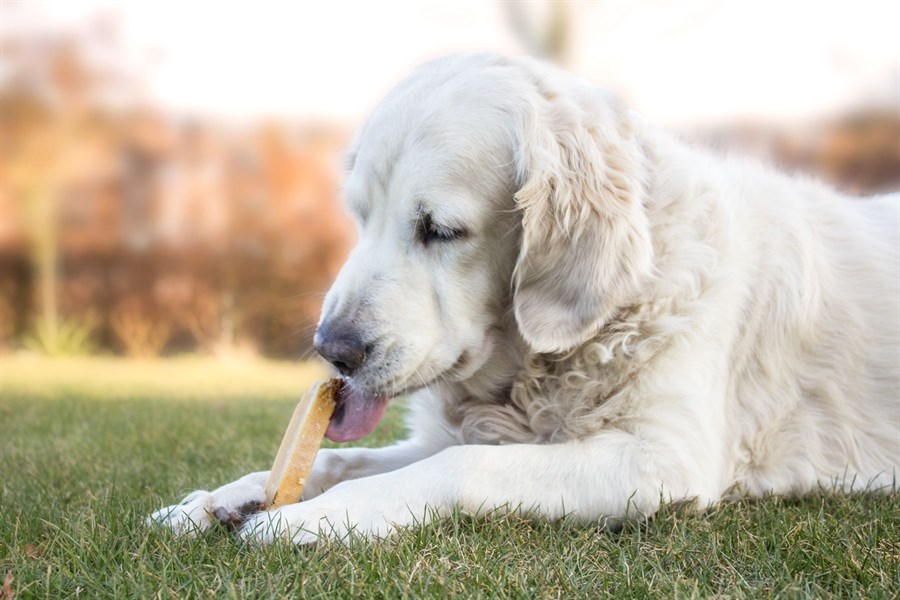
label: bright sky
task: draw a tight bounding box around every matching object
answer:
[2,0,898,126]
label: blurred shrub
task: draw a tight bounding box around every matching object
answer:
[22,315,97,357]
[109,296,172,358]
[690,111,900,197]
[0,25,353,359]
[0,17,895,359]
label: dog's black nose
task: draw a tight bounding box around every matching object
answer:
[314,321,367,376]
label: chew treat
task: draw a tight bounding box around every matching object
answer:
[264,379,341,508]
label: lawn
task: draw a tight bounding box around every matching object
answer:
[1,355,898,598]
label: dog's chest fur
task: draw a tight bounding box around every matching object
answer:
[444,300,678,445]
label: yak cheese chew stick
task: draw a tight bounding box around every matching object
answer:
[264,378,340,508]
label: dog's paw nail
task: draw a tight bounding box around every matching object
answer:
[212,506,246,529]
[238,500,267,515]
[212,506,230,522]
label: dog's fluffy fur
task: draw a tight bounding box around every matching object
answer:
[150,53,899,543]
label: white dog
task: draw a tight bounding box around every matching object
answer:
[150,53,899,544]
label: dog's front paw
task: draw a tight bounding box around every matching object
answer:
[238,476,435,545]
[147,471,268,536]
[237,499,390,546]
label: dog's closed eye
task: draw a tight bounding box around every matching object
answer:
[417,212,468,247]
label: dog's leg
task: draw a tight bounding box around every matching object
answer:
[240,430,718,544]
[147,439,438,535]
[302,439,437,499]
[449,433,715,522]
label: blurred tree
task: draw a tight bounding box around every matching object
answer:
[1,33,121,354]
[3,4,889,361]
[504,1,573,65]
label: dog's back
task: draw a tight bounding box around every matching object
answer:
[724,176,900,495]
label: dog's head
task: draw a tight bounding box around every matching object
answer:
[316,54,653,441]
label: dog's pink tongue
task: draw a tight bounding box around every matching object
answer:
[325,384,389,442]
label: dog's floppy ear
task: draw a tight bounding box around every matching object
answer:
[512,74,653,353]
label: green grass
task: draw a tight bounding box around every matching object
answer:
[1,355,898,598]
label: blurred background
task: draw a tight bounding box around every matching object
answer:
[1,0,898,362]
